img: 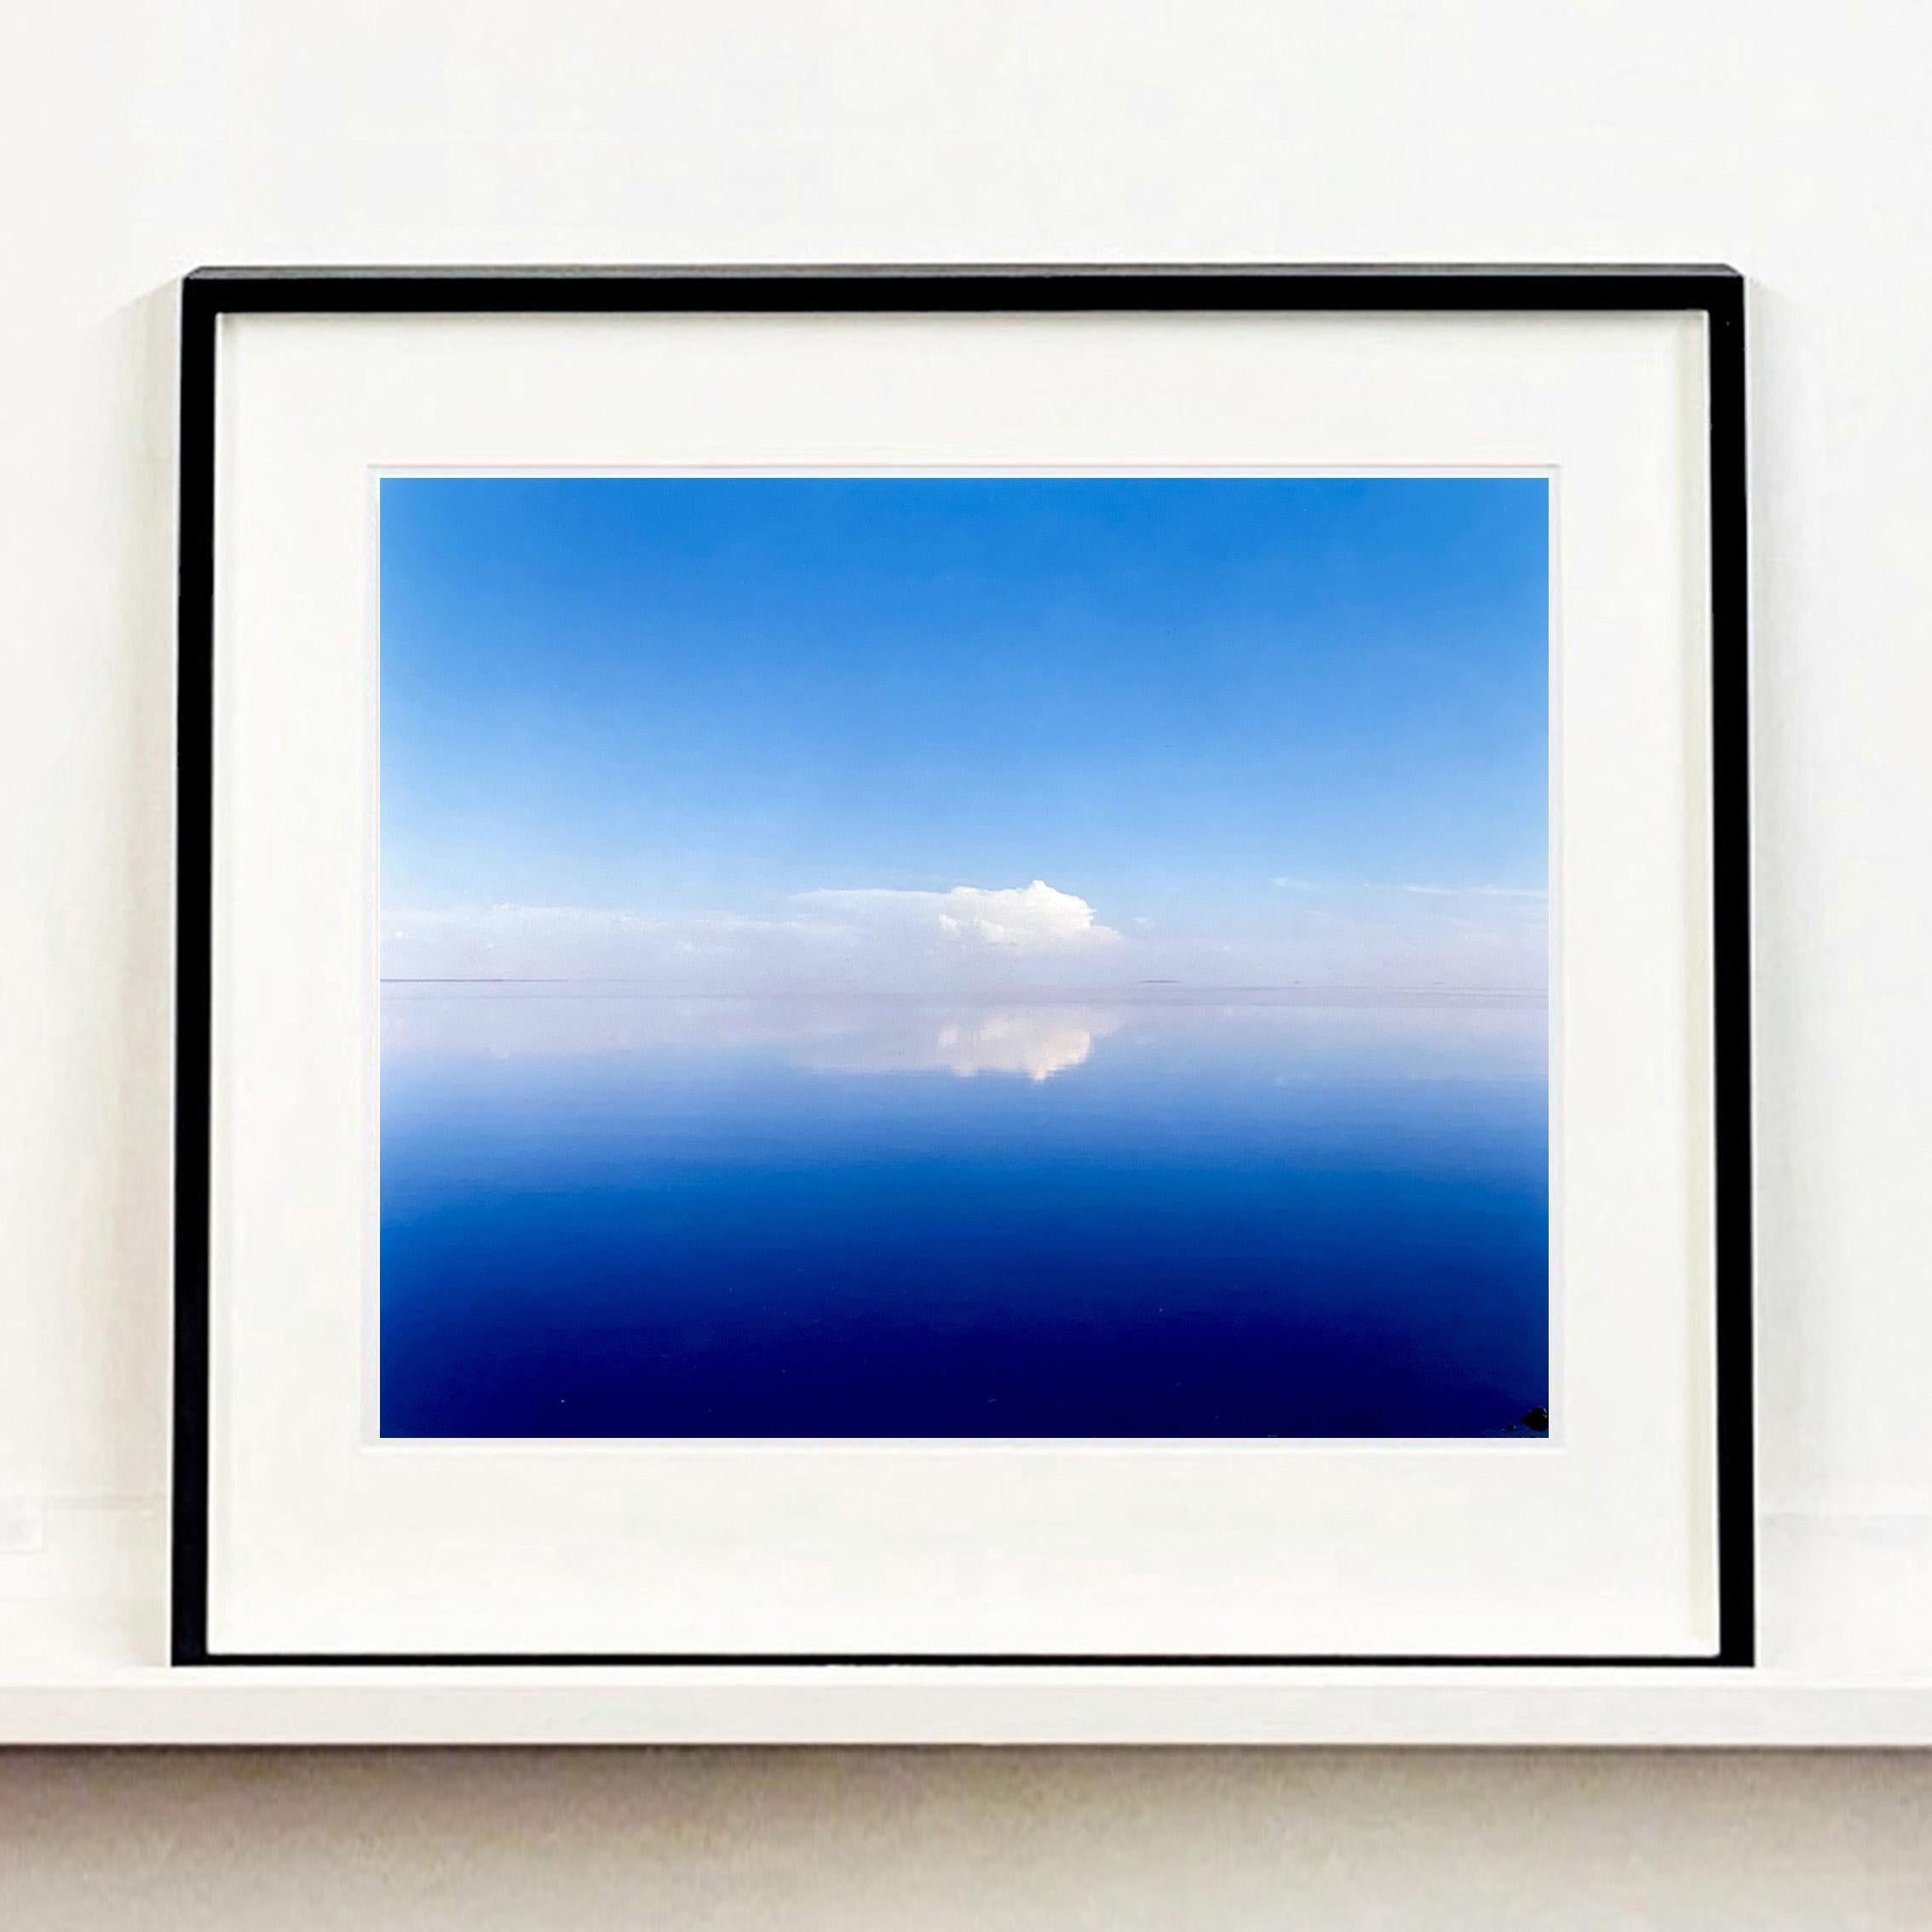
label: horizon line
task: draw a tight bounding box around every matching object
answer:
[379,976,1549,1000]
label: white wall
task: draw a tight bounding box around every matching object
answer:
[3,0,1929,1916]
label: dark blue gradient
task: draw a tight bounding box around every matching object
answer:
[377,992,1549,1439]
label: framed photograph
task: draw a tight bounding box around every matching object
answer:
[174,266,1751,1667]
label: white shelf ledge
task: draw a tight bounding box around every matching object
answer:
[2,1509,1928,1745]
[1,1665,1931,1748]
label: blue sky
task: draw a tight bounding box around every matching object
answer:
[380,476,1548,991]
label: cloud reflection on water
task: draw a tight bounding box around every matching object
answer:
[791,1007,1118,1082]
[381,985,1547,1088]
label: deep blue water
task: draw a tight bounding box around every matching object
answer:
[378,991,1549,1438]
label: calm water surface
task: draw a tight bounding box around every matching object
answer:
[378,989,1549,1438]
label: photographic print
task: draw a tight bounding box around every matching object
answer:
[377,474,1550,1440]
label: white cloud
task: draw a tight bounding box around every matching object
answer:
[791,879,1121,953]
[382,875,1550,997]
[385,880,1122,991]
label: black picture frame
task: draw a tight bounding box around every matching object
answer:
[172,265,1752,1670]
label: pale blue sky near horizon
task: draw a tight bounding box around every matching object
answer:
[378,475,1550,991]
